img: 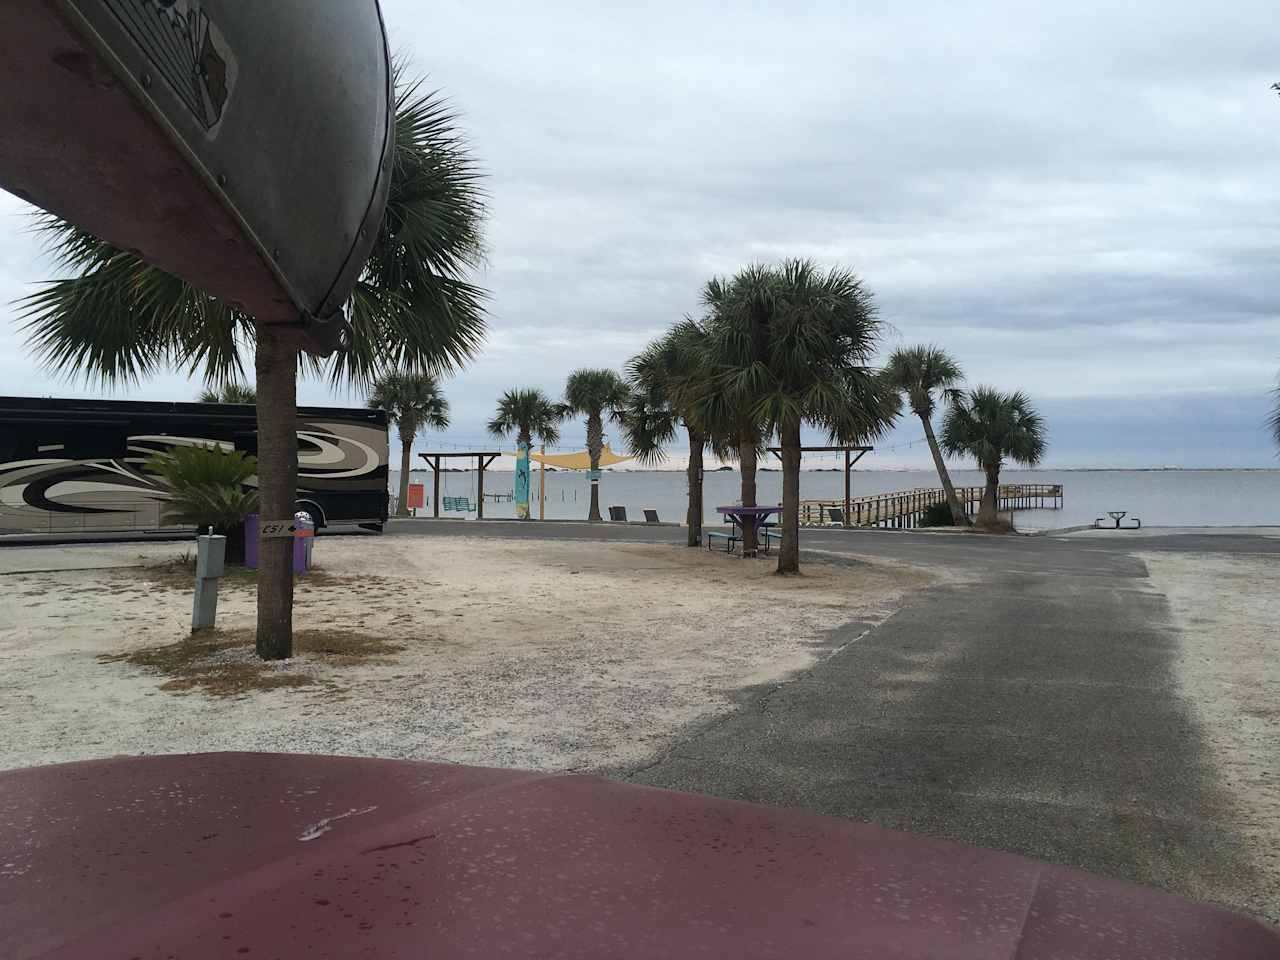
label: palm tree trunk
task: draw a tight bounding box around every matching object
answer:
[777,417,801,574]
[254,325,298,661]
[920,414,967,525]
[977,461,1000,527]
[739,432,758,556]
[396,435,412,518]
[586,411,603,522]
[686,429,704,547]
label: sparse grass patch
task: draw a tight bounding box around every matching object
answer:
[293,628,405,666]
[127,557,256,593]
[99,627,404,697]
[124,559,356,594]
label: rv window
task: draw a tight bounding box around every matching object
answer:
[64,427,129,460]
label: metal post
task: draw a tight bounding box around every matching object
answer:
[192,532,226,632]
[844,448,851,528]
[476,454,485,519]
[433,456,441,519]
[539,442,546,521]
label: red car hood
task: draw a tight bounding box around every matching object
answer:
[1,753,1274,958]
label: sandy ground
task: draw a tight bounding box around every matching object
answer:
[0,536,925,773]
[1141,550,1280,904]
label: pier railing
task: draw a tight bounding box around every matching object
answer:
[800,483,1063,529]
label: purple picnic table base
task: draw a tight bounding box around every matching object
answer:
[1,753,1275,959]
[716,506,781,553]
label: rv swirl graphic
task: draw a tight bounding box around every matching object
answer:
[103,0,233,130]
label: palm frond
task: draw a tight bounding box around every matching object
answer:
[1269,375,1280,453]
[199,383,257,404]
[564,368,630,420]
[369,369,450,444]
[941,386,1047,470]
[145,444,259,530]
[488,388,564,446]
[694,259,897,445]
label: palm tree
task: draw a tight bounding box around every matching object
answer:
[941,387,1047,528]
[563,369,629,522]
[488,388,565,519]
[19,68,487,660]
[622,319,716,546]
[370,372,450,518]
[696,270,776,557]
[145,444,259,564]
[1270,379,1280,452]
[198,383,257,405]
[705,260,899,573]
[884,345,969,526]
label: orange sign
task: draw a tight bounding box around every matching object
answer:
[407,483,425,509]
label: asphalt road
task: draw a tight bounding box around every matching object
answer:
[391,518,1278,920]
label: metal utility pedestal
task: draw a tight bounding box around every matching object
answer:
[192,533,226,632]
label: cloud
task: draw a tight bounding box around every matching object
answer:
[0,0,1277,465]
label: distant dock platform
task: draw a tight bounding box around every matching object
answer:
[800,483,1064,529]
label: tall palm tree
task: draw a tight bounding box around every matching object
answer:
[884,345,969,526]
[487,387,565,518]
[941,387,1047,528]
[563,369,629,522]
[198,383,257,405]
[696,270,776,557]
[370,372,450,518]
[705,260,898,574]
[622,318,716,546]
[19,68,487,660]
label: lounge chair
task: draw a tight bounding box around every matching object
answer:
[643,509,660,523]
[608,506,627,522]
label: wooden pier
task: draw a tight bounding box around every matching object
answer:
[800,484,1063,529]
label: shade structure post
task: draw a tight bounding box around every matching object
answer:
[476,455,485,519]
[539,443,547,521]
[844,448,851,528]
[433,456,441,519]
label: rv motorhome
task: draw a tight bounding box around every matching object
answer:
[0,396,389,536]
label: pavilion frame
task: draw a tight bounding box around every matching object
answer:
[765,445,872,528]
[419,451,501,519]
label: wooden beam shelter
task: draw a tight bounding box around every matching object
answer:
[766,445,873,528]
[419,452,501,519]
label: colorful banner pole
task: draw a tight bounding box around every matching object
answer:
[515,443,531,519]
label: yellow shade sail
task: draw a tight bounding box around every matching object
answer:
[526,443,634,470]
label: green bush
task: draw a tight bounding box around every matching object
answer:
[918,501,955,527]
[146,444,258,561]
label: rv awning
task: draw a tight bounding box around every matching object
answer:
[528,444,633,470]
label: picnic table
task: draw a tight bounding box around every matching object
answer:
[713,505,781,557]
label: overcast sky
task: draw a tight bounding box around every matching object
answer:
[2,0,1278,468]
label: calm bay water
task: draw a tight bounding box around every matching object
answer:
[392,468,1280,530]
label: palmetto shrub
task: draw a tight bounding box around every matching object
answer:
[146,444,258,562]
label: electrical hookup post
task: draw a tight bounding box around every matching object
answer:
[515,444,532,520]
